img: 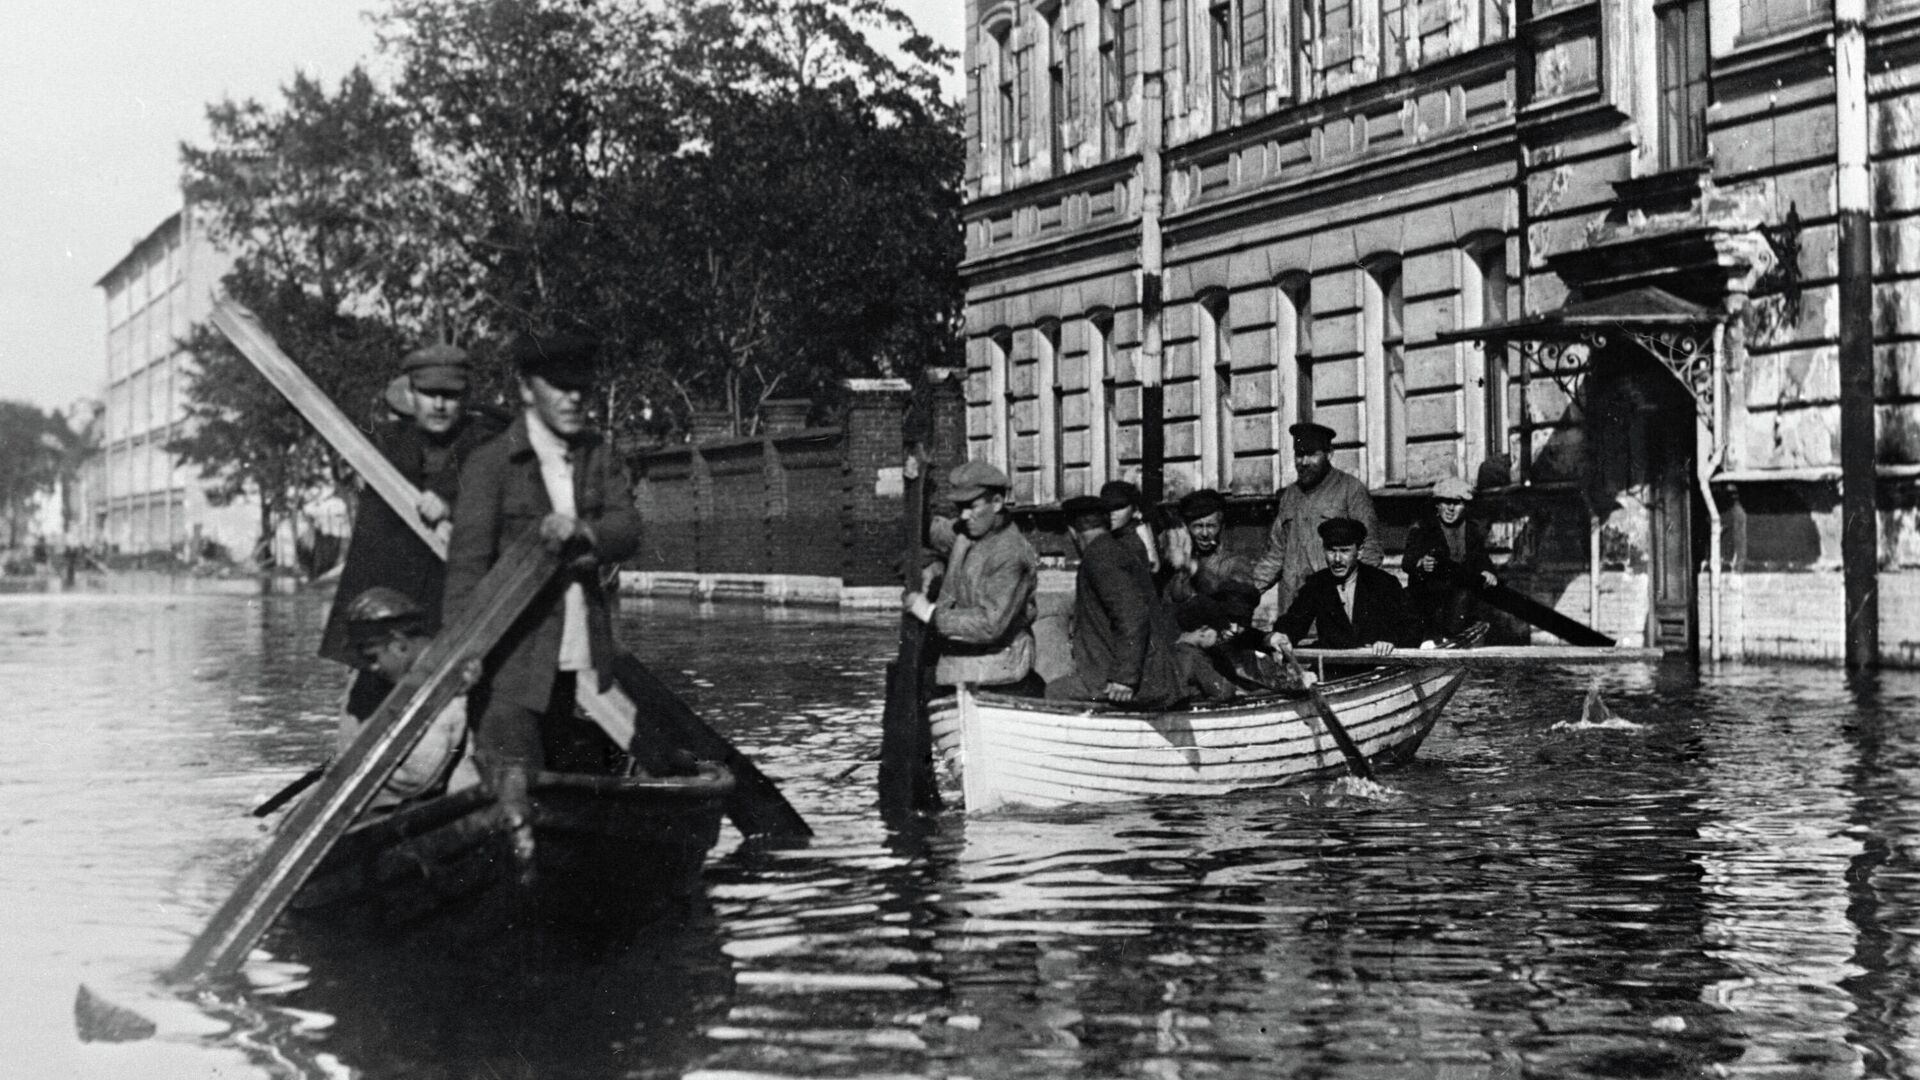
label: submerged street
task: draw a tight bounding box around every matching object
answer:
[4,580,1919,1079]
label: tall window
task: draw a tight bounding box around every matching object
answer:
[1040,319,1064,501]
[1657,0,1709,170]
[1463,240,1510,468]
[1091,311,1118,482]
[1200,292,1234,488]
[990,328,1014,473]
[1281,275,1314,425]
[1048,11,1069,175]
[1098,0,1128,154]
[1365,260,1406,484]
[1210,1,1236,124]
[995,27,1017,183]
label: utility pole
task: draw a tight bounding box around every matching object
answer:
[1138,0,1167,503]
[1835,0,1878,669]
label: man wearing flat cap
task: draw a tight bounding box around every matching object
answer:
[1163,488,1253,604]
[1047,493,1182,707]
[1245,421,1382,617]
[903,460,1041,693]
[318,342,504,719]
[1403,474,1498,640]
[443,332,641,809]
[1270,517,1419,655]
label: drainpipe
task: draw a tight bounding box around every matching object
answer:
[1139,0,1167,503]
[1699,323,1726,663]
[1835,0,1878,669]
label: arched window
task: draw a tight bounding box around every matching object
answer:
[1461,237,1509,471]
[988,16,1018,185]
[1089,309,1119,484]
[989,327,1014,474]
[1097,0,1128,155]
[1198,290,1234,489]
[1364,258,1406,485]
[1038,318,1063,501]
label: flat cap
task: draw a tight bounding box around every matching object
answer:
[1098,479,1140,511]
[1432,476,1475,502]
[1176,595,1234,633]
[1061,494,1108,520]
[1289,421,1337,450]
[384,374,416,418]
[1317,516,1368,547]
[402,343,471,392]
[1178,488,1226,522]
[947,459,1011,504]
[510,333,600,388]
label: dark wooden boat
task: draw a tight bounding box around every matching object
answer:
[289,764,734,934]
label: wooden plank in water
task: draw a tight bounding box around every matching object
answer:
[1293,645,1666,667]
[167,533,557,986]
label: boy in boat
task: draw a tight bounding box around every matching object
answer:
[1403,475,1498,641]
[338,586,482,812]
[318,343,504,719]
[1269,517,1421,657]
[1171,595,1239,705]
[443,333,641,814]
[903,459,1043,696]
[1244,422,1383,615]
[1046,492,1183,708]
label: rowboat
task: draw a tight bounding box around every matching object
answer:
[289,764,734,935]
[927,664,1465,813]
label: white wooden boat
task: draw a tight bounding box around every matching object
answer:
[927,663,1466,813]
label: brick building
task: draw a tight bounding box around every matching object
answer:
[960,0,1920,664]
[94,208,258,558]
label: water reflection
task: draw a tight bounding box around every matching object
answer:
[7,589,1920,1078]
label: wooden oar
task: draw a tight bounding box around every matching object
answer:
[1294,644,1665,666]
[250,760,329,817]
[1431,554,1613,646]
[212,301,809,839]
[877,455,937,818]
[1273,641,1374,781]
[169,533,557,985]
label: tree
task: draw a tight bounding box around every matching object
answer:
[0,401,65,549]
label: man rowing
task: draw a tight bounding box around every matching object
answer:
[903,460,1043,695]
[1269,517,1420,657]
[1244,422,1382,616]
[317,343,503,718]
[1403,475,1498,641]
[443,333,640,821]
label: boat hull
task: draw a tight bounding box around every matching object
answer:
[290,764,734,934]
[928,666,1463,813]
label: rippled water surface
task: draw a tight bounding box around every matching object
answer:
[5,582,1920,1078]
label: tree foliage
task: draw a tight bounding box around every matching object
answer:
[177,0,962,504]
[0,401,74,548]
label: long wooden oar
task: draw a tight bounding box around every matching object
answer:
[169,533,557,985]
[212,301,809,839]
[1432,555,1613,646]
[1294,644,1664,666]
[877,455,936,818]
[1274,641,1374,781]
[250,760,330,817]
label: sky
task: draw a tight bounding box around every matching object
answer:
[0,0,964,419]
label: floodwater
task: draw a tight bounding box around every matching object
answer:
[4,579,1920,1079]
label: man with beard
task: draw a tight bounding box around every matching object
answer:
[1245,422,1382,614]
[318,343,504,719]
[903,460,1042,695]
[1046,493,1183,708]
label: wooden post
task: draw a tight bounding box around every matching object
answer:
[1835,0,1879,670]
[169,533,557,985]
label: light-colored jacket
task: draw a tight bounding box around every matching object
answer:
[1245,468,1383,612]
[930,519,1039,687]
[335,691,480,811]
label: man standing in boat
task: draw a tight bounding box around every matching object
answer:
[1269,517,1420,656]
[318,343,504,719]
[443,333,640,816]
[903,460,1043,695]
[1046,492,1182,707]
[1244,422,1382,616]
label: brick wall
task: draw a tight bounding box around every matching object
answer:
[842,378,914,587]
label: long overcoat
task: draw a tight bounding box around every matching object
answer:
[442,414,640,711]
[1058,530,1182,707]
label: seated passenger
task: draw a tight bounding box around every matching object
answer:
[1172,596,1239,705]
[1163,488,1253,604]
[1403,475,1498,641]
[1269,517,1423,657]
[337,586,482,812]
[903,460,1042,696]
[1209,579,1298,691]
[1046,494,1183,708]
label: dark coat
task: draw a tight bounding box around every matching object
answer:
[442,413,641,712]
[1274,563,1423,649]
[1173,641,1237,704]
[318,414,503,668]
[1058,530,1183,708]
[1403,514,1495,638]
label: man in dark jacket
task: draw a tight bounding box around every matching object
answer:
[1403,475,1498,641]
[1270,517,1421,656]
[319,343,503,717]
[1045,493,1183,708]
[443,334,640,794]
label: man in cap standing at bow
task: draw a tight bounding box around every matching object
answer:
[1245,422,1382,616]
[443,333,641,810]
[319,342,504,718]
[903,460,1042,694]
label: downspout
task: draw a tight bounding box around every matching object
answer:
[1139,0,1167,503]
[1835,0,1879,669]
[1699,323,1726,663]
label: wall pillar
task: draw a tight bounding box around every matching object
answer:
[842,378,914,588]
